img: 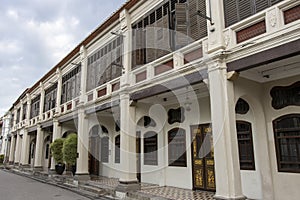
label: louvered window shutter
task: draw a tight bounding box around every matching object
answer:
[146,24,156,63]
[255,0,270,13]
[270,0,283,6]
[106,52,112,82]
[224,0,238,27]
[175,3,189,49]
[136,28,145,66]
[156,14,171,58]
[238,0,253,21]
[188,0,207,40]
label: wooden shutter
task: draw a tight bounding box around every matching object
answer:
[188,0,207,40]
[106,51,112,82]
[156,14,171,58]
[175,3,189,49]
[238,0,253,21]
[223,0,238,27]
[270,0,283,6]
[146,24,156,63]
[255,0,269,13]
[132,28,145,69]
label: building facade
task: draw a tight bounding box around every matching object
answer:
[3,0,300,199]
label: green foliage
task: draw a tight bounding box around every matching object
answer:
[0,154,4,163]
[50,138,65,164]
[62,133,78,165]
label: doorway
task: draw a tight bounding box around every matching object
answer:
[191,124,216,191]
[136,131,141,182]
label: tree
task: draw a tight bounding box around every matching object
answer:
[50,138,65,164]
[62,133,78,166]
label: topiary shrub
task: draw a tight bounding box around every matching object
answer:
[50,138,65,164]
[63,133,78,166]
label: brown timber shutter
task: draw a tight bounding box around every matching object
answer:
[224,0,238,27]
[156,15,171,58]
[270,0,283,6]
[255,0,269,13]
[238,0,252,21]
[146,24,156,63]
[175,3,189,49]
[188,0,207,40]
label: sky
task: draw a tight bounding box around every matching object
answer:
[0,0,127,116]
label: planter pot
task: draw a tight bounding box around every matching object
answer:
[71,165,76,176]
[55,163,65,175]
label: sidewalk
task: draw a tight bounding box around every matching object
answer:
[3,166,215,200]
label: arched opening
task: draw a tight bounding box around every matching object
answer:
[43,135,51,172]
[144,131,158,166]
[273,114,300,173]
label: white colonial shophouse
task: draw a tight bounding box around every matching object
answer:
[4,0,300,199]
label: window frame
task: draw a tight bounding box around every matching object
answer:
[236,120,256,170]
[273,114,300,173]
[144,132,158,166]
[168,128,187,167]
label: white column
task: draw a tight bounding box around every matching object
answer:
[208,60,245,200]
[79,45,87,103]
[14,133,21,164]
[26,94,31,124]
[119,92,137,183]
[20,129,30,166]
[34,125,44,170]
[50,119,62,171]
[207,0,226,53]
[75,107,89,178]
[8,135,16,164]
[39,83,45,119]
[20,101,24,123]
[55,69,62,113]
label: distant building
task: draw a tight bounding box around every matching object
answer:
[4,0,300,200]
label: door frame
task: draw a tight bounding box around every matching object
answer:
[190,124,216,191]
[136,131,141,182]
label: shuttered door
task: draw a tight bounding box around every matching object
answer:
[156,15,171,58]
[188,0,207,40]
[175,3,189,49]
[224,0,238,27]
[105,52,112,83]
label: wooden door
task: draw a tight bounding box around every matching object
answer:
[191,124,215,191]
[136,131,141,182]
[89,137,100,176]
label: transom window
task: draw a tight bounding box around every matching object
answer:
[168,128,187,167]
[236,121,255,170]
[273,114,300,173]
[144,132,158,165]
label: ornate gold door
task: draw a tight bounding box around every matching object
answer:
[191,124,215,191]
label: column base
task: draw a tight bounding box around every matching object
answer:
[20,164,31,169]
[33,166,43,172]
[214,195,247,200]
[74,173,90,181]
[116,181,141,193]
[8,161,14,165]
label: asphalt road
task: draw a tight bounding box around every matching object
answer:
[0,169,91,200]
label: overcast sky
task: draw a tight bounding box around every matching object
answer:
[0,0,126,116]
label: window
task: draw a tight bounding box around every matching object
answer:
[30,95,40,118]
[115,135,120,163]
[61,65,81,104]
[236,121,255,170]
[168,128,187,167]
[101,137,109,163]
[22,103,27,120]
[44,83,57,112]
[86,37,123,91]
[144,132,158,165]
[45,144,50,159]
[16,108,21,124]
[224,0,284,27]
[273,114,300,173]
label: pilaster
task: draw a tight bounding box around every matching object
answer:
[39,82,45,119]
[34,124,44,170]
[50,118,62,171]
[79,45,87,104]
[20,129,30,166]
[55,68,62,114]
[75,106,90,180]
[9,134,16,164]
[208,60,245,200]
[14,132,21,165]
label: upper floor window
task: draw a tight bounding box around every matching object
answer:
[30,95,40,119]
[61,65,81,104]
[132,0,207,69]
[168,128,187,167]
[144,132,158,165]
[16,108,21,124]
[273,114,300,173]
[236,121,255,170]
[22,103,27,120]
[44,83,57,112]
[224,0,283,27]
[86,37,123,92]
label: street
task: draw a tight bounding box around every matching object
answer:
[0,169,91,200]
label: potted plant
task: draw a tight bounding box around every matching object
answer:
[62,133,77,176]
[50,138,65,175]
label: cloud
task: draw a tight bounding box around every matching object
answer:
[0,0,126,116]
